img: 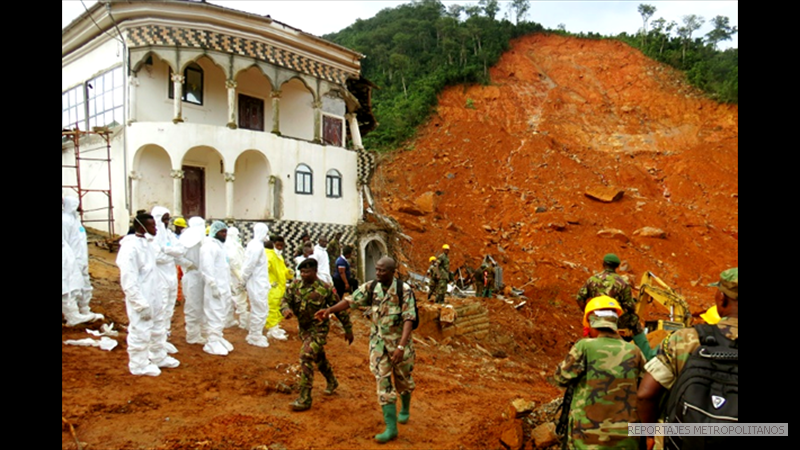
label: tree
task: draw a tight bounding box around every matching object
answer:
[677,14,705,64]
[510,0,531,25]
[479,0,500,21]
[637,4,656,46]
[705,15,737,49]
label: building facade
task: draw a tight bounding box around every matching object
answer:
[62,0,378,264]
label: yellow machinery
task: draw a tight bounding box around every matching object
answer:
[634,271,693,333]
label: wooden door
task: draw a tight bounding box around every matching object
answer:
[238,94,264,131]
[182,166,205,218]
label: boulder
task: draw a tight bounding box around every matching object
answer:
[414,191,437,213]
[500,420,524,450]
[633,227,667,239]
[596,228,629,242]
[531,422,560,449]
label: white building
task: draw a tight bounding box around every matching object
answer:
[62,0,386,270]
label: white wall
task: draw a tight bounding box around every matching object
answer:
[280,78,314,141]
[236,66,274,130]
[234,150,271,220]
[62,39,124,92]
[135,145,173,213]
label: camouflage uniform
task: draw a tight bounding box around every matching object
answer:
[555,334,645,449]
[644,317,739,390]
[327,239,340,276]
[281,279,352,395]
[577,269,641,334]
[349,279,417,406]
[435,253,451,304]
[426,261,439,301]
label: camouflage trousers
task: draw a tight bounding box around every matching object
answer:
[435,280,448,303]
[298,334,334,390]
[370,345,416,406]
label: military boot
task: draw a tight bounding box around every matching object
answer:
[374,403,398,443]
[323,374,339,395]
[398,392,411,424]
[290,388,312,411]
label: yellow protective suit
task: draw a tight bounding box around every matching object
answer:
[265,248,291,329]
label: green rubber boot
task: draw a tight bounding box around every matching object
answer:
[374,403,398,443]
[290,388,312,411]
[324,375,339,395]
[398,392,411,424]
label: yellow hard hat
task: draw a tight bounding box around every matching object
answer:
[205,226,210,235]
[700,305,721,325]
[583,295,623,328]
[173,217,187,228]
[429,256,437,262]
[442,244,450,250]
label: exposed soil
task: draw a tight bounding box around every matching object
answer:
[62,34,737,450]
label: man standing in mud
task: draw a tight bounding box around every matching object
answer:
[316,256,417,444]
[281,258,353,411]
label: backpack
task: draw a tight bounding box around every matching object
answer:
[366,278,420,330]
[664,324,738,450]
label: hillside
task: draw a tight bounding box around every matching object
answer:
[374,33,738,318]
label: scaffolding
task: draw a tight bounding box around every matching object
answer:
[62,125,117,249]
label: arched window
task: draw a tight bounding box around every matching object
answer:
[295,164,313,195]
[168,62,204,105]
[326,169,342,198]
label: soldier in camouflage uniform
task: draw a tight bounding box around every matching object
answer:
[426,256,439,301]
[555,303,645,450]
[576,253,642,335]
[637,268,739,426]
[317,256,417,444]
[280,258,353,411]
[327,232,342,277]
[435,244,451,304]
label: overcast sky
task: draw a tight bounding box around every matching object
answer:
[62,1,738,50]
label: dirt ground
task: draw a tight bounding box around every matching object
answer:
[62,34,737,450]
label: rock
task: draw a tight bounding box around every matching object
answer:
[531,422,560,449]
[500,420,524,450]
[547,222,567,231]
[535,206,547,213]
[398,204,426,217]
[596,228,629,242]
[439,306,457,324]
[413,191,437,213]
[633,226,667,239]
[584,186,625,203]
[510,398,537,418]
[446,222,460,232]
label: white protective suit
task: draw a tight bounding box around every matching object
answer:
[62,197,102,320]
[200,221,234,356]
[240,223,271,347]
[151,206,188,354]
[178,217,206,344]
[116,232,179,376]
[313,243,332,284]
[224,227,249,329]
[62,234,96,326]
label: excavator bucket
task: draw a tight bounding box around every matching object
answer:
[635,271,693,333]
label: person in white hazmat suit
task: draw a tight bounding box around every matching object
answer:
[178,217,207,345]
[151,206,188,354]
[62,234,97,326]
[200,220,235,356]
[62,196,103,322]
[240,223,272,347]
[313,236,332,284]
[116,213,180,376]
[224,227,249,329]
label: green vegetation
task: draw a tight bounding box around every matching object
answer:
[324,0,737,151]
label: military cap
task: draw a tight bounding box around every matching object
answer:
[297,257,318,270]
[709,267,738,300]
[603,253,621,264]
[588,309,619,331]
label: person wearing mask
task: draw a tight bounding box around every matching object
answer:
[240,223,271,347]
[200,221,234,356]
[116,213,179,376]
[62,196,103,321]
[151,206,187,355]
[313,236,332,284]
[224,227,249,329]
[178,217,206,345]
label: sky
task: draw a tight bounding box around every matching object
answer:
[62,0,738,50]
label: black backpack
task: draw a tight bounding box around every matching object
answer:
[366,278,420,330]
[664,324,738,450]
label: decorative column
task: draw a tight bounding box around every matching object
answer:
[224,172,235,220]
[271,90,281,135]
[129,171,143,214]
[313,100,323,143]
[226,80,237,129]
[347,113,364,150]
[170,169,184,217]
[127,75,139,124]
[171,73,185,123]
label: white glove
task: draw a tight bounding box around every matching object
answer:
[139,306,153,321]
